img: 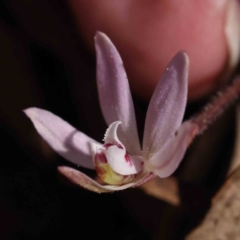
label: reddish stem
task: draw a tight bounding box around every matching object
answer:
[191,76,240,134]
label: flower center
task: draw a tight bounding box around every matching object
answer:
[93,145,136,185]
[90,121,143,185]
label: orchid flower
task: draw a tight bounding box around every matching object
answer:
[24,32,199,193]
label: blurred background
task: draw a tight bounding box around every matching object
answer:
[0,0,239,239]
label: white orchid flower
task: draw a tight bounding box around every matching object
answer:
[24,32,199,193]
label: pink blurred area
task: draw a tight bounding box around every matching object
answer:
[67,0,237,100]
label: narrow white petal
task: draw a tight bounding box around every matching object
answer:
[95,32,141,155]
[147,121,198,178]
[24,107,97,169]
[143,52,189,158]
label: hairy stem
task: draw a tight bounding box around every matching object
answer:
[191,76,240,134]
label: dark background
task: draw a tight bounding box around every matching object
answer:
[0,1,237,239]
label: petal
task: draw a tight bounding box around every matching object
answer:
[103,121,143,175]
[95,32,141,155]
[58,166,142,193]
[24,107,97,169]
[147,121,199,178]
[143,52,189,158]
[103,121,122,145]
[92,142,137,184]
[106,145,143,175]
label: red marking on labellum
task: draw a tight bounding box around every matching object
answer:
[104,143,123,149]
[95,152,107,164]
[104,143,114,149]
[125,154,133,167]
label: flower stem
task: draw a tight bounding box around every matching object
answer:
[192,76,240,134]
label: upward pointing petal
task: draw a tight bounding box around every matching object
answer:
[95,32,141,155]
[143,52,189,158]
[24,108,96,169]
